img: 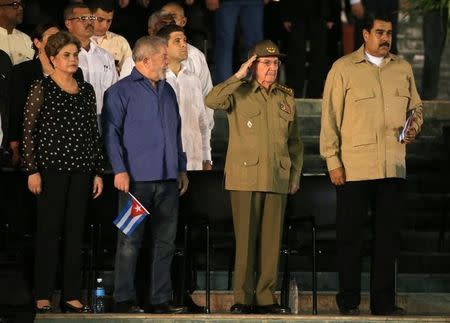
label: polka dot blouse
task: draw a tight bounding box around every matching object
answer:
[22,77,104,175]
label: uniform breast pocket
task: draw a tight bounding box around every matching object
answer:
[353,88,375,104]
[238,108,261,133]
[278,109,294,137]
[395,87,411,108]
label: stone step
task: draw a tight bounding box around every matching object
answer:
[34,312,450,323]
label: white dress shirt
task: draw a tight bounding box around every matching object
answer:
[186,43,214,133]
[166,65,211,170]
[78,41,118,114]
[0,27,34,65]
[91,31,132,72]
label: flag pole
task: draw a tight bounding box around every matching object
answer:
[127,192,150,214]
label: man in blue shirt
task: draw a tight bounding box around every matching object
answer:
[102,35,188,314]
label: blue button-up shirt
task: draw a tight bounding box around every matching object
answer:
[102,68,187,181]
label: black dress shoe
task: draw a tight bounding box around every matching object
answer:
[61,302,91,313]
[230,303,252,314]
[372,306,406,316]
[114,300,144,313]
[36,305,52,313]
[148,302,187,314]
[254,304,291,314]
[339,307,360,316]
[185,296,206,313]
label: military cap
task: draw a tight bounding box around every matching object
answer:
[248,39,285,58]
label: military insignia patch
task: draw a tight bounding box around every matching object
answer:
[279,102,291,114]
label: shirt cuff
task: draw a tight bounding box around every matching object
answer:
[350,0,361,4]
[326,156,343,171]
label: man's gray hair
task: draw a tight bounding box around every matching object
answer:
[132,36,167,62]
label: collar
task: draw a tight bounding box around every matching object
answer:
[352,44,397,64]
[130,67,166,86]
[130,67,146,81]
[91,31,114,43]
[250,79,277,94]
[0,26,17,36]
[104,31,114,40]
[80,40,100,54]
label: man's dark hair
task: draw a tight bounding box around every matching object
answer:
[64,3,91,20]
[87,0,115,13]
[30,22,60,54]
[362,12,393,33]
[156,24,184,41]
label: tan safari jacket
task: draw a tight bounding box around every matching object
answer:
[205,75,303,193]
[320,45,424,181]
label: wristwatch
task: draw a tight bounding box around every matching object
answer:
[203,160,213,165]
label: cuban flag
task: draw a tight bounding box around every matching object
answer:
[113,193,150,236]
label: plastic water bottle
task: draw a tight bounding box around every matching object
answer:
[288,278,299,314]
[93,278,106,313]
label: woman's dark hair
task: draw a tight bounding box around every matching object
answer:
[30,22,60,55]
[45,31,81,59]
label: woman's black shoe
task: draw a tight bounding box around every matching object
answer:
[61,302,91,313]
[36,305,52,313]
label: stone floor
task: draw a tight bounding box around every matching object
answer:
[34,313,450,323]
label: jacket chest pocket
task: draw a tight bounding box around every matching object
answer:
[238,108,261,133]
[353,88,375,104]
[278,108,294,137]
[395,87,411,108]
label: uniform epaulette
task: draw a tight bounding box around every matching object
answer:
[275,84,294,97]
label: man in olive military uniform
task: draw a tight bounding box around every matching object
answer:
[205,40,303,314]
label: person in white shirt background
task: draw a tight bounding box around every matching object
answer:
[89,0,132,75]
[157,24,212,171]
[120,7,214,141]
[64,2,118,120]
[0,0,33,65]
[160,2,214,134]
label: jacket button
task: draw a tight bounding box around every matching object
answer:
[243,162,247,166]
[247,121,252,128]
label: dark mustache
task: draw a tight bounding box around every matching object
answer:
[380,42,390,47]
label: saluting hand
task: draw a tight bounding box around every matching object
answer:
[234,55,257,80]
[329,167,346,186]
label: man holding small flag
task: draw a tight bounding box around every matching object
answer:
[102,35,188,314]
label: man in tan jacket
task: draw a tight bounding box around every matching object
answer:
[320,12,423,316]
[205,40,303,314]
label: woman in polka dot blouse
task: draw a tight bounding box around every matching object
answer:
[22,31,104,313]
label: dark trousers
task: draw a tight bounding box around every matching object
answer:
[286,19,327,98]
[34,170,92,301]
[421,8,448,100]
[335,178,405,313]
[113,180,179,304]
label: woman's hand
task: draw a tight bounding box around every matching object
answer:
[28,173,42,195]
[92,175,103,199]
